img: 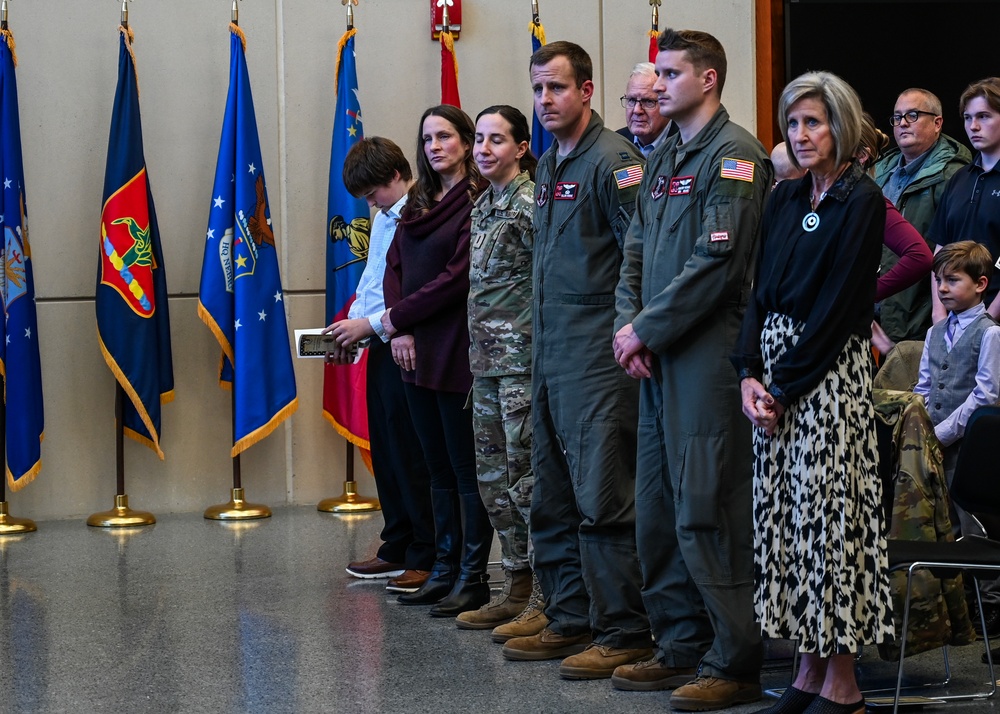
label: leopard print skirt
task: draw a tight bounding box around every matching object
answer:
[754,312,894,656]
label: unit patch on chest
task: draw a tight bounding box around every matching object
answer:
[669,176,694,196]
[554,182,578,200]
[651,175,668,200]
[536,183,549,207]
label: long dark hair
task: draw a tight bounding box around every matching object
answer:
[476,104,538,180]
[409,105,481,215]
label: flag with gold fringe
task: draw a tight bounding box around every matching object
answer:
[198,24,297,456]
[0,25,43,489]
[529,20,553,158]
[440,25,460,107]
[96,25,173,460]
[322,27,372,466]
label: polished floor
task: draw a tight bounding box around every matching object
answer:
[0,506,997,713]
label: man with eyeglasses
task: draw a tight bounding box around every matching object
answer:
[872,88,971,343]
[616,63,677,158]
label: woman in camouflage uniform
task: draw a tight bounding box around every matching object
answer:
[455,106,540,631]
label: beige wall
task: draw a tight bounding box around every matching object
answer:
[10,0,756,521]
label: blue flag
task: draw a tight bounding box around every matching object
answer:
[322,28,370,454]
[97,27,174,460]
[530,22,553,158]
[198,26,298,456]
[0,28,42,489]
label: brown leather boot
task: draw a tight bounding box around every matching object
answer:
[490,574,548,643]
[455,568,532,629]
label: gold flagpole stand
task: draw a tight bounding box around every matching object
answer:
[88,383,156,527]
[318,442,380,513]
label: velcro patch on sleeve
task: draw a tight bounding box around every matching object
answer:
[720,157,755,182]
[615,165,643,190]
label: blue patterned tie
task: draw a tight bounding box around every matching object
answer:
[945,314,958,352]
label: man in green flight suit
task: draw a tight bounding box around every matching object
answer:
[500,40,653,680]
[612,29,772,711]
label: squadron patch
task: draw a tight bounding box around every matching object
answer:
[669,176,694,196]
[651,175,668,200]
[554,182,578,200]
[536,183,549,207]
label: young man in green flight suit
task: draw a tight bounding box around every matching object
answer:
[612,29,772,711]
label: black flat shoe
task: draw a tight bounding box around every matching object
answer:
[753,686,818,714]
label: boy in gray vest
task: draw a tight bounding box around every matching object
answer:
[913,240,1000,507]
[913,240,1000,638]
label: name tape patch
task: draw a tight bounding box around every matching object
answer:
[669,176,694,196]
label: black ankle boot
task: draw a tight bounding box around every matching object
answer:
[397,571,455,605]
[429,573,491,616]
[428,493,495,616]
[397,488,460,606]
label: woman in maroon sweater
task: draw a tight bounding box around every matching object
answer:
[382,105,490,614]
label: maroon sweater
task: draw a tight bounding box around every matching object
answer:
[383,178,482,393]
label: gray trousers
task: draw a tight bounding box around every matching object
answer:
[634,363,761,681]
[529,368,650,649]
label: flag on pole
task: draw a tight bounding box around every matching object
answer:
[648,30,660,63]
[0,26,43,489]
[440,26,460,107]
[529,21,553,158]
[322,28,371,462]
[96,26,173,460]
[198,25,297,457]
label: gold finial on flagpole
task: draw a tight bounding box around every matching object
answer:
[441,0,450,32]
[650,0,661,30]
[232,0,240,26]
[531,0,539,23]
[121,0,130,29]
[1,0,8,31]
[342,0,358,31]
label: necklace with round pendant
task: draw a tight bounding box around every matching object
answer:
[803,190,826,232]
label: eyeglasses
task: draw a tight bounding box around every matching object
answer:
[889,110,937,126]
[621,96,658,111]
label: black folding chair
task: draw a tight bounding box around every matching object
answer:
[886,405,1000,713]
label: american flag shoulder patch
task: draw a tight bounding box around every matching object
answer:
[720,157,755,182]
[615,165,643,189]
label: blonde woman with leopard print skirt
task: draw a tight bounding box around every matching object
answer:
[732,71,894,714]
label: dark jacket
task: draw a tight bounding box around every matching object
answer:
[872,134,971,342]
[384,177,484,393]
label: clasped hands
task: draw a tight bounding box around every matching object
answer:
[612,323,653,380]
[741,377,784,436]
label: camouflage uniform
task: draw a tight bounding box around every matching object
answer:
[468,171,535,571]
[874,389,975,659]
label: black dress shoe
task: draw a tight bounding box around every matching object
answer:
[397,574,454,605]
[429,574,490,617]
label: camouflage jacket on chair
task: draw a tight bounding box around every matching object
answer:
[874,389,976,660]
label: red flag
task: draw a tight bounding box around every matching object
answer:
[441,29,460,107]
[649,31,660,63]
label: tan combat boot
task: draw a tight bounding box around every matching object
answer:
[456,568,533,629]
[490,574,548,643]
